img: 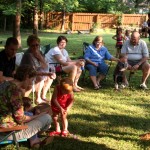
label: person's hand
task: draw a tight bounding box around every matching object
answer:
[128,64,132,70]
[76,59,85,66]
[132,64,139,70]
[93,62,98,67]
[33,51,43,61]
[60,107,65,115]
[49,72,56,79]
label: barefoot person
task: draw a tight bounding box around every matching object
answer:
[45,35,84,92]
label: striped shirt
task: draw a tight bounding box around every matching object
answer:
[121,39,149,61]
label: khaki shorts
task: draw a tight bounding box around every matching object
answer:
[128,60,148,70]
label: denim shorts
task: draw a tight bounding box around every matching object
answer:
[86,63,108,76]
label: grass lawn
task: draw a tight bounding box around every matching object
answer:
[1,30,150,150]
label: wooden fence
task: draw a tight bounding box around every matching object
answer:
[44,12,148,31]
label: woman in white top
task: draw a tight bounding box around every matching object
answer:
[45,36,84,92]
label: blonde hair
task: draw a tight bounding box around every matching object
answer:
[60,77,73,93]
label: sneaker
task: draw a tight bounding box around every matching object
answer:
[140,84,148,89]
[115,84,119,90]
[120,84,126,89]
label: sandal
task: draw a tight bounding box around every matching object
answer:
[61,130,69,137]
[49,131,61,136]
[94,86,99,90]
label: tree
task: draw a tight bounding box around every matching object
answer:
[33,0,38,35]
[50,0,79,31]
[13,0,22,47]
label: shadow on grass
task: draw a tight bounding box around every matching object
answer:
[69,113,150,149]
[42,136,115,150]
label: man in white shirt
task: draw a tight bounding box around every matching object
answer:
[121,31,150,89]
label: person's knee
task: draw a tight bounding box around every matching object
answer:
[42,114,52,125]
[142,63,150,72]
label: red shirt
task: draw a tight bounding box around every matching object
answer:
[51,85,72,113]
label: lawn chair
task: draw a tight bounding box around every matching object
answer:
[0,125,28,150]
[15,52,24,66]
[40,44,51,55]
[81,42,112,83]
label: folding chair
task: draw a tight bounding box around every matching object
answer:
[81,42,112,83]
[0,125,28,150]
[40,44,51,55]
[15,52,24,66]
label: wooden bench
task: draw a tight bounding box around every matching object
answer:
[0,125,28,150]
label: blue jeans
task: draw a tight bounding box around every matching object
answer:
[86,63,108,76]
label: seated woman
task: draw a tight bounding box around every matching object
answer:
[45,35,84,92]
[0,65,53,148]
[20,35,56,104]
[84,36,118,90]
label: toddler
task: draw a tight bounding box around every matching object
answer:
[49,77,74,137]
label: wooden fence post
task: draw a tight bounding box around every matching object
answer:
[122,14,124,27]
[72,13,74,31]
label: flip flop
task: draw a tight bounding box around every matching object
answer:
[61,130,69,137]
[61,130,78,139]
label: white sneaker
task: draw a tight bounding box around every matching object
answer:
[120,84,126,89]
[115,84,119,90]
[140,83,148,89]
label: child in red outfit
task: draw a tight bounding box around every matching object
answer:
[50,77,74,137]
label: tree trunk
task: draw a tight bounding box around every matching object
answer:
[39,0,44,30]
[33,0,38,35]
[13,0,21,48]
[61,9,65,31]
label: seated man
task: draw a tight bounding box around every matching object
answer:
[0,37,19,83]
[121,31,150,89]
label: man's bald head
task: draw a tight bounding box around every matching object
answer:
[130,31,140,45]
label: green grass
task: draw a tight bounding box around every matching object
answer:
[1,30,150,150]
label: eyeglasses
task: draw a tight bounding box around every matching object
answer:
[96,41,102,44]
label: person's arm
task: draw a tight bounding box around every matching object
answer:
[84,46,98,67]
[51,86,65,114]
[112,35,117,40]
[133,41,149,70]
[66,92,74,112]
[37,72,56,79]
[0,71,14,83]
[104,47,119,62]
[53,54,70,66]
[33,50,48,69]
